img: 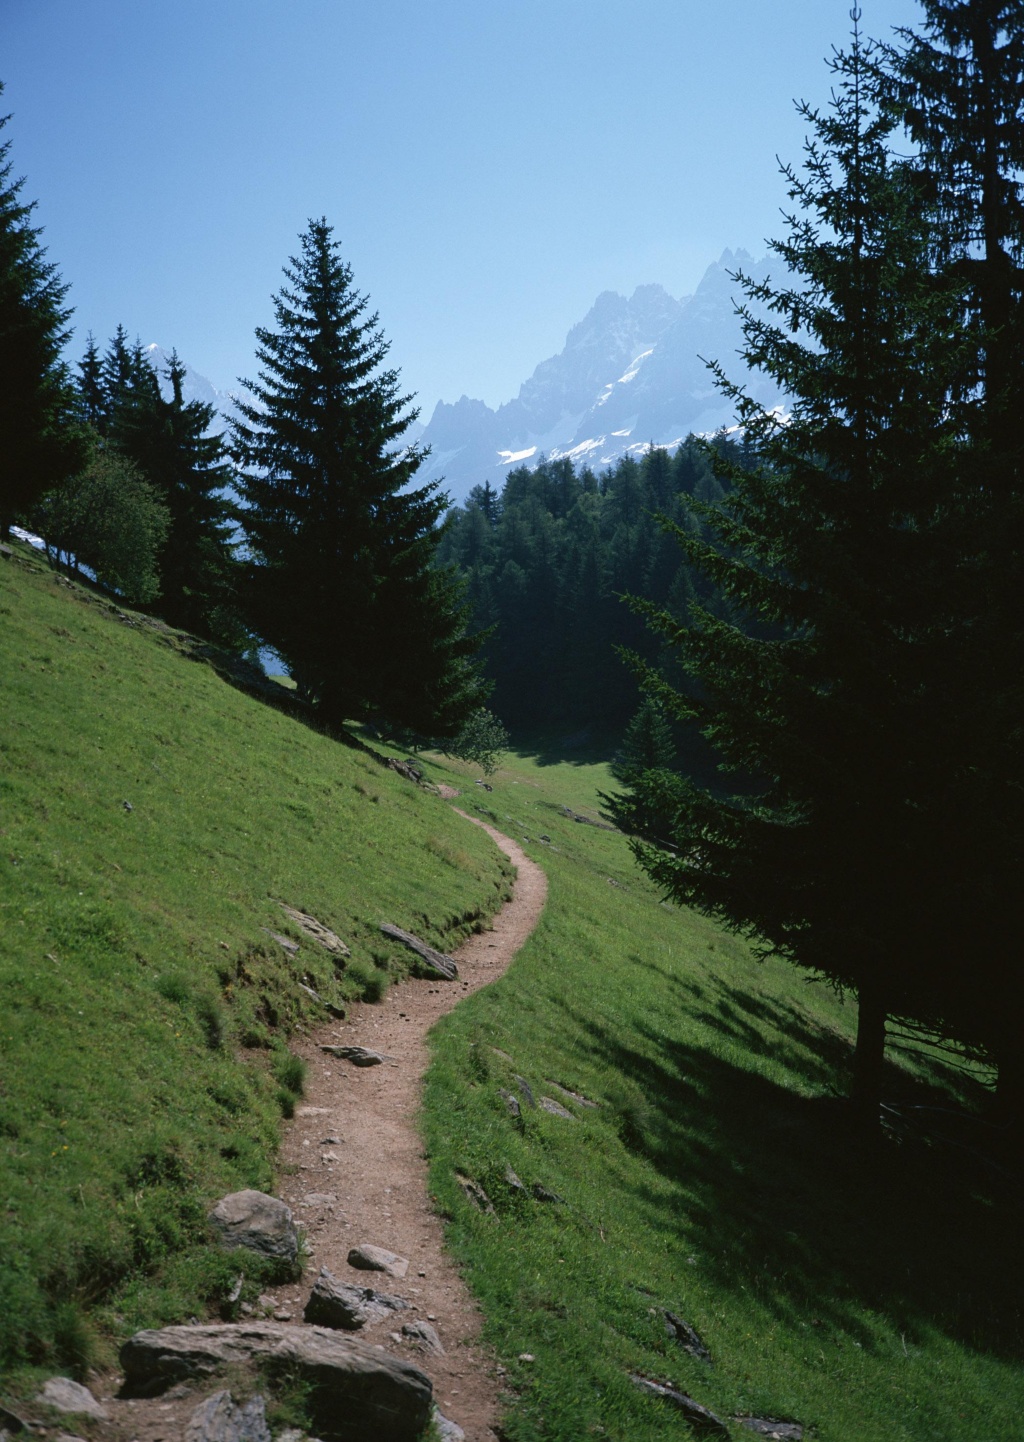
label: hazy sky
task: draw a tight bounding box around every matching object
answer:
[5,0,922,417]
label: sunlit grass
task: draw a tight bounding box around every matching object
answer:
[0,547,511,1382]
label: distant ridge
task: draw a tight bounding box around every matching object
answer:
[415,250,785,505]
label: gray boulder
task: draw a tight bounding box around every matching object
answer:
[36,1378,108,1420]
[347,1244,409,1278]
[304,1267,410,1329]
[120,1322,432,1442]
[187,1389,271,1442]
[208,1191,299,1262]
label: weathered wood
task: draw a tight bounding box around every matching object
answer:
[380,923,458,980]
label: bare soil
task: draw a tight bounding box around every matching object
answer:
[91,809,546,1442]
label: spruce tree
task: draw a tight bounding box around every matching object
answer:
[112,350,240,640]
[622,26,971,1124]
[0,90,84,537]
[887,1,1024,1119]
[233,218,486,735]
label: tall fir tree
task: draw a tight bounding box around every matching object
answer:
[621,26,974,1124]
[886,1,1024,1119]
[112,350,240,640]
[233,218,486,736]
[0,89,84,537]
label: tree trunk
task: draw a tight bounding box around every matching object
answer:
[851,979,886,1131]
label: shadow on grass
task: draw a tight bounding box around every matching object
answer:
[561,982,1023,1363]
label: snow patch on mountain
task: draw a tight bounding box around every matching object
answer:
[417,251,785,504]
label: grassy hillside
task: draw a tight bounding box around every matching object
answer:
[418,751,1022,1442]
[0,544,511,1378]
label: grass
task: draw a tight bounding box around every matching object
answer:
[0,545,511,1383]
[415,747,1022,1442]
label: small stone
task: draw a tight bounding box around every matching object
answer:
[736,1419,804,1440]
[262,929,299,954]
[503,1164,528,1195]
[513,1075,536,1107]
[539,1097,576,1120]
[320,1044,391,1066]
[518,1353,535,1363]
[629,1376,729,1438]
[186,1388,271,1442]
[530,1182,565,1204]
[664,1311,712,1364]
[432,1406,466,1441]
[402,1321,444,1355]
[456,1174,494,1213]
[36,1378,108,1421]
[300,1192,337,1207]
[347,1243,409,1278]
[498,1088,521,1120]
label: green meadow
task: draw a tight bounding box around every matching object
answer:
[0,541,1019,1440]
[0,544,510,1378]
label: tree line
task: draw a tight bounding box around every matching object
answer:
[0,100,491,750]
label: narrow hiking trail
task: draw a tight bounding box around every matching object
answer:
[268,813,547,1441]
[92,811,546,1442]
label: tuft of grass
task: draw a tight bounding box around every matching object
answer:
[0,548,511,1379]
[421,747,1023,1442]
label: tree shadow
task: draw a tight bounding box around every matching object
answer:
[555,986,1023,1363]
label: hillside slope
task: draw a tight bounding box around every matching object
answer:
[0,545,512,1377]
[417,751,1022,1442]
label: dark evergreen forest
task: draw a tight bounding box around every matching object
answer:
[436,440,741,743]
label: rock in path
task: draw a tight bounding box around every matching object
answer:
[186,1389,271,1442]
[347,1243,409,1278]
[120,1322,432,1442]
[320,1044,392,1067]
[304,1267,410,1329]
[401,1320,445,1355]
[35,1378,108,1420]
[379,923,458,981]
[629,1375,730,1438]
[208,1191,299,1262]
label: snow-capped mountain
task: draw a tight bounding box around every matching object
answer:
[416,250,785,505]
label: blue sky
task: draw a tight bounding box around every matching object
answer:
[5,0,922,417]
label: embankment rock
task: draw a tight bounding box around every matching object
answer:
[120,1322,432,1441]
[36,1378,108,1420]
[379,923,458,981]
[208,1191,299,1262]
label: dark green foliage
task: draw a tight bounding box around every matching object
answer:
[234,218,486,736]
[34,447,169,602]
[443,707,510,775]
[610,698,675,786]
[111,349,241,641]
[0,89,86,536]
[621,27,982,1115]
[884,2,1024,1114]
[438,442,729,739]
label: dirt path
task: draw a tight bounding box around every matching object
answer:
[265,811,546,1440]
[89,810,546,1442]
